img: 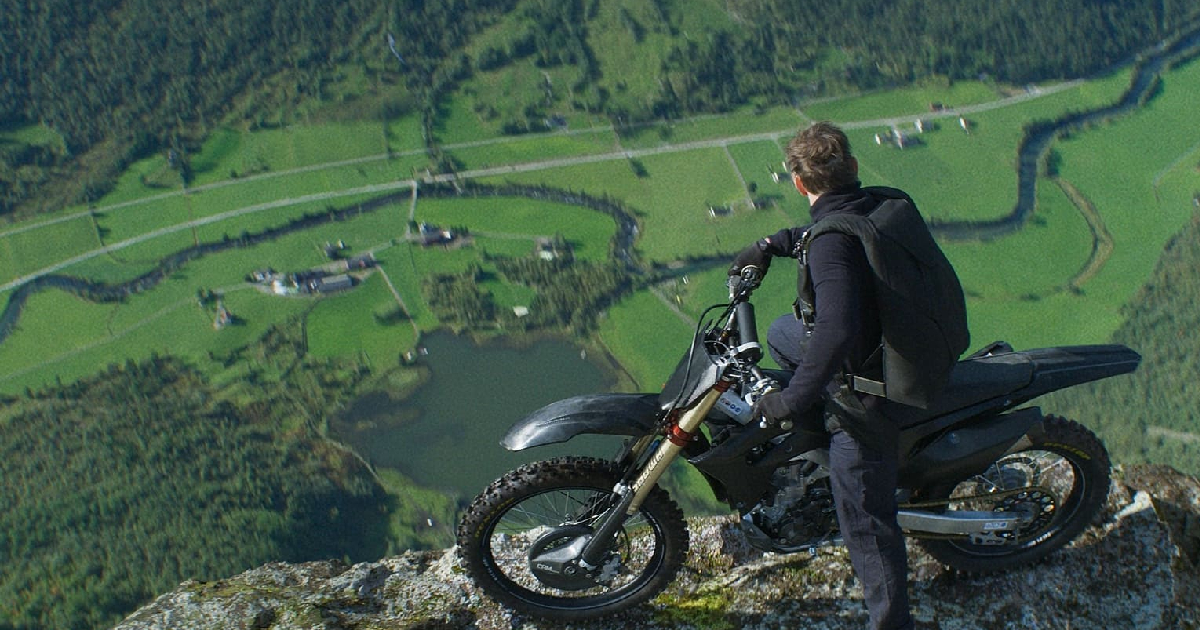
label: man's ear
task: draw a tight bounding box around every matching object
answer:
[791,173,808,195]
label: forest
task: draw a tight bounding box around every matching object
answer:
[3,0,1196,217]
[0,327,392,630]
[1046,212,1200,476]
[423,252,634,334]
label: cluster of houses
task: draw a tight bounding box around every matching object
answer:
[874,110,973,149]
[248,251,375,297]
[707,199,772,217]
[324,241,378,270]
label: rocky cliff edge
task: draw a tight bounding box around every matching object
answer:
[115,465,1200,630]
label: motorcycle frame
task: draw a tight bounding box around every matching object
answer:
[501,275,1139,551]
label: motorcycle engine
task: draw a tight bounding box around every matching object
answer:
[747,461,839,549]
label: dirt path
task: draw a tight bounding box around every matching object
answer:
[722,143,754,209]
[1053,177,1115,291]
[374,264,420,341]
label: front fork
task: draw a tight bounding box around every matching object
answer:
[577,382,729,567]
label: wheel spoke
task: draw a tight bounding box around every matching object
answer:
[917,417,1110,573]
[458,457,687,619]
[944,449,1079,550]
[486,487,660,599]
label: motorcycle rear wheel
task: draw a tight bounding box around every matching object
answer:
[919,415,1110,573]
[456,456,688,620]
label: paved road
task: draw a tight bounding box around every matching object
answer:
[1,80,1085,295]
[1,181,417,293]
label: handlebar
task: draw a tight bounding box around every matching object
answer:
[727,265,763,301]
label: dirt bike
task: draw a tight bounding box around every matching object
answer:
[456,267,1140,621]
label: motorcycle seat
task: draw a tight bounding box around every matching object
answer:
[884,351,1035,428]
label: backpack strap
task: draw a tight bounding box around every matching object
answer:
[792,207,889,399]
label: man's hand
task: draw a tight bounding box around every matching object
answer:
[729,239,772,276]
[753,391,793,427]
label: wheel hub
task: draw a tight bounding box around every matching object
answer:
[527,525,603,591]
[997,489,1057,538]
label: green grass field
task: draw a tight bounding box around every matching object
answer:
[1040,55,1200,343]
[0,215,101,281]
[306,273,415,363]
[415,196,617,262]
[446,131,618,171]
[2,51,1198,398]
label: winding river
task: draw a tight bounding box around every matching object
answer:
[931,27,1200,241]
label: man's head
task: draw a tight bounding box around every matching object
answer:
[785,121,858,196]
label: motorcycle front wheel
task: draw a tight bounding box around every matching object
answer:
[456,456,688,621]
[919,415,1110,573]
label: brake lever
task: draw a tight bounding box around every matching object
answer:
[729,265,763,300]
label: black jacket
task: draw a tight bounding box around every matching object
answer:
[761,184,883,415]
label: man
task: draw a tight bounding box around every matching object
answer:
[730,121,914,630]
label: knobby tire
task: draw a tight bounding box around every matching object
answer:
[456,456,688,621]
[919,415,1110,573]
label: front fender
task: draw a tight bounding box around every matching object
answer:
[502,393,662,451]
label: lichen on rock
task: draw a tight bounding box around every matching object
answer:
[114,465,1200,630]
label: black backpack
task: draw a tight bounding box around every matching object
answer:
[797,187,969,408]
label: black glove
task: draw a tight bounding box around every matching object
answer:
[753,391,793,426]
[729,239,772,276]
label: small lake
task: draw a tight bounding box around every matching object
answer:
[333,331,622,497]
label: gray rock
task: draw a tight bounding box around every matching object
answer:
[114,465,1200,630]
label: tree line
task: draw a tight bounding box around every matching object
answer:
[0,0,518,216]
[5,0,1197,218]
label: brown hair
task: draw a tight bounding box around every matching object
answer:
[784,121,858,195]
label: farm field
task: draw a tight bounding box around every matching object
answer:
[2,53,1199,404]
[0,215,101,281]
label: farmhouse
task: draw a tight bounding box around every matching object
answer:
[534,237,570,261]
[419,223,456,246]
[874,128,917,149]
[311,274,354,293]
[324,241,347,260]
[213,303,233,329]
[768,162,789,183]
[344,253,375,270]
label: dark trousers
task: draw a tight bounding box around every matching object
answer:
[768,315,914,630]
[830,430,914,630]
